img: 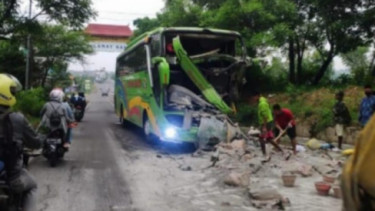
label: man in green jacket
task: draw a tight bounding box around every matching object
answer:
[252,91,284,157]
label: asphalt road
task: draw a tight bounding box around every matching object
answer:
[30,82,139,211]
[28,81,251,211]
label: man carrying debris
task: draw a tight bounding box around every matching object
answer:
[272,104,297,154]
[359,85,375,127]
[252,91,284,158]
[332,91,351,149]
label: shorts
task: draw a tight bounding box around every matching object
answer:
[274,126,297,139]
[335,124,344,137]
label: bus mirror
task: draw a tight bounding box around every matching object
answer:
[158,60,170,85]
[152,57,170,86]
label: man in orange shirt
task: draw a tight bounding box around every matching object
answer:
[273,104,297,154]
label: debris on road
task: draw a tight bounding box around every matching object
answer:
[178,136,347,210]
[223,171,250,187]
[179,164,192,171]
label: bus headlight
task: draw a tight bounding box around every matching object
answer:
[165,127,177,139]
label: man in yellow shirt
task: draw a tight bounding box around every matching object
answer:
[252,91,284,157]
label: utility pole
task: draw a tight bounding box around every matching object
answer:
[25,0,32,89]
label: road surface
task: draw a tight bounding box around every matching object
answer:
[30,81,221,211]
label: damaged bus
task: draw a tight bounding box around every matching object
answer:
[115,27,249,146]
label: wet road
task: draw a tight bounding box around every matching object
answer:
[30,82,138,211]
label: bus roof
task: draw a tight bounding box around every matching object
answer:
[117,27,241,59]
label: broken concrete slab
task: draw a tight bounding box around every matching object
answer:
[230,139,246,151]
[249,188,283,201]
[248,188,290,210]
[223,172,250,187]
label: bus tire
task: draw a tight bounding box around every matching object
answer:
[119,105,125,126]
[143,115,159,145]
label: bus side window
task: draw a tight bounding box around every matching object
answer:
[117,55,131,76]
[150,34,161,57]
[127,44,147,73]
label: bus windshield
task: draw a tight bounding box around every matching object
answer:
[164,32,244,58]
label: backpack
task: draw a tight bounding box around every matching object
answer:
[49,103,62,127]
[0,112,22,171]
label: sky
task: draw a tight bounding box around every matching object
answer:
[68,0,165,72]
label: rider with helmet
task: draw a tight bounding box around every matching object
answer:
[40,88,72,148]
[0,74,43,211]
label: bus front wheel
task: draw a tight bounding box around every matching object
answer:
[143,117,159,145]
[119,105,125,126]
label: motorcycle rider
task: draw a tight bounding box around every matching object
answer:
[40,88,71,148]
[71,92,87,110]
[0,73,43,211]
[62,96,75,147]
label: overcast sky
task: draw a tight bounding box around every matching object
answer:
[68,0,165,72]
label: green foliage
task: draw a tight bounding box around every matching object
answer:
[0,0,96,35]
[341,46,373,85]
[132,17,161,39]
[234,103,258,126]
[0,24,93,88]
[242,58,289,93]
[13,87,47,117]
[133,0,375,85]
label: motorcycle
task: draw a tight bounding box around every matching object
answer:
[42,129,67,167]
[0,150,31,211]
[0,170,24,211]
[74,105,84,122]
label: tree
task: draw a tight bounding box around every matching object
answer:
[158,0,202,27]
[342,46,371,85]
[0,0,96,35]
[309,0,375,84]
[0,24,93,87]
[33,24,93,87]
[132,17,161,39]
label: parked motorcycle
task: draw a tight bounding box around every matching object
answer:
[42,129,66,167]
[74,105,84,122]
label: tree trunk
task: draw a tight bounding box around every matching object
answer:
[295,39,304,84]
[369,51,375,76]
[313,54,334,85]
[41,68,49,87]
[41,60,51,87]
[288,37,296,84]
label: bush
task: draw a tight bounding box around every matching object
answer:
[13,87,47,117]
[234,103,258,126]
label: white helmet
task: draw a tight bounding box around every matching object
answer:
[49,88,64,102]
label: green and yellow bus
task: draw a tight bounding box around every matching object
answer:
[114,27,248,144]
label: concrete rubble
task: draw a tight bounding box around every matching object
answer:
[188,136,347,210]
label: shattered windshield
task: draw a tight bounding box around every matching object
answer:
[164,32,244,58]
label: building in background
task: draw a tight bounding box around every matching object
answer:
[85,23,133,52]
